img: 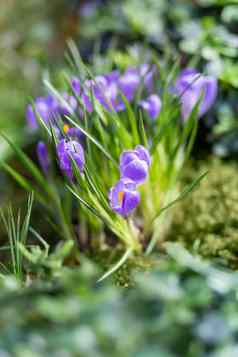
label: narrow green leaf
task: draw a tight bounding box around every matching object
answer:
[138,110,148,148]
[0,133,51,195]
[152,171,208,223]
[66,116,117,165]
[2,163,47,206]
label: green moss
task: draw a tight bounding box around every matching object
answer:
[90,249,158,287]
[168,158,238,268]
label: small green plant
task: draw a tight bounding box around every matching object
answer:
[0,193,34,280]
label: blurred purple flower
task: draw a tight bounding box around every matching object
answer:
[109,178,140,217]
[26,105,37,130]
[59,93,78,116]
[67,127,83,139]
[140,64,156,92]
[36,141,50,175]
[69,64,156,114]
[118,67,140,102]
[71,77,81,95]
[81,92,94,113]
[57,139,85,180]
[26,95,58,130]
[105,70,120,83]
[139,94,162,119]
[175,68,218,120]
[120,145,151,185]
[63,124,83,140]
[82,74,122,112]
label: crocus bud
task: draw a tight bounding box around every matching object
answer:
[56,139,85,180]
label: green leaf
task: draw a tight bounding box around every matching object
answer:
[0,133,52,197]
[138,110,148,148]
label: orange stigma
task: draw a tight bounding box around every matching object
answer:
[63,124,70,134]
[118,191,125,204]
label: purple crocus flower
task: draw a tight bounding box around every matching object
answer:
[175,68,218,120]
[120,145,151,185]
[56,139,85,180]
[36,141,50,175]
[109,178,140,217]
[139,94,162,120]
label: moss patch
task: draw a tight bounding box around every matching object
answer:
[167,158,238,268]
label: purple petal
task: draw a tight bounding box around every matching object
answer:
[104,70,120,83]
[120,158,149,185]
[67,127,83,139]
[139,94,162,120]
[60,94,78,116]
[118,67,140,102]
[81,92,93,113]
[175,68,218,120]
[109,179,139,217]
[26,105,37,130]
[122,190,140,217]
[120,151,138,169]
[71,77,81,95]
[135,145,151,167]
[36,141,50,175]
[140,64,156,92]
[181,89,199,120]
[198,76,218,117]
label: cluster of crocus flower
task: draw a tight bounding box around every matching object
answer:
[70,65,162,119]
[109,145,151,217]
[26,66,217,135]
[26,65,218,215]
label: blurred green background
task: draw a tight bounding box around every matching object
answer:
[1,0,237,158]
